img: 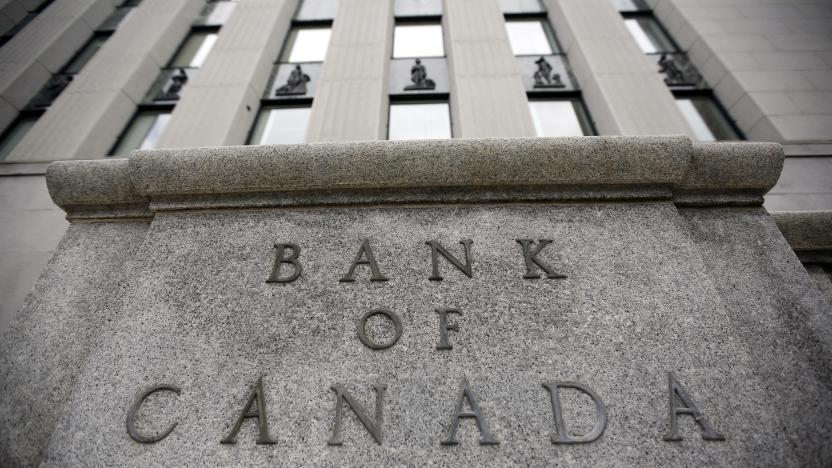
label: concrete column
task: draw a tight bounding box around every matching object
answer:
[157,0,299,148]
[650,0,832,143]
[444,0,536,138]
[544,0,692,136]
[0,0,116,133]
[6,0,202,162]
[305,0,393,142]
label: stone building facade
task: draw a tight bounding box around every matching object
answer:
[0,0,830,331]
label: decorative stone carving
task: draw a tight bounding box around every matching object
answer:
[275,64,311,96]
[404,58,436,91]
[533,57,564,89]
[161,68,188,100]
[658,53,704,88]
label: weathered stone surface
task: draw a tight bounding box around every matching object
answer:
[773,211,832,264]
[0,221,150,466]
[36,202,832,465]
[46,159,150,220]
[2,136,829,466]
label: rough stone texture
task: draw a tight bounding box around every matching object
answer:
[0,220,150,466]
[677,141,783,205]
[130,137,692,203]
[3,136,829,465]
[677,207,832,465]
[772,210,832,264]
[46,159,150,220]
[32,202,832,466]
[806,264,832,306]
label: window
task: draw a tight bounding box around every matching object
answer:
[388,102,451,140]
[281,27,332,63]
[0,116,38,161]
[393,24,444,58]
[623,17,676,54]
[394,0,442,17]
[675,97,739,142]
[249,106,311,144]
[195,0,238,26]
[170,31,218,68]
[110,110,171,155]
[505,20,557,55]
[528,100,593,137]
[498,0,545,14]
[617,8,741,140]
[608,0,649,12]
[295,0,339,21]
[63,36,108,75]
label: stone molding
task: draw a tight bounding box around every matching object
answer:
[772,211,832,264]
[45,136,784,221]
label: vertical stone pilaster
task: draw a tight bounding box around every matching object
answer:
[6,0,203,162]
[444,0,535,138]
[305,0,393,142]
[157,0,299,148]
[544,0,692,136]
[0,0,116,132]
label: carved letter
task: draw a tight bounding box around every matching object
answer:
[126,384,181,444]
[356,309,403,350]
[340,239,389,282]
[516,239,567,279]
[436,308,462,350]
[327,384,387,445]
[663,373,725,441]
[441,378,499,445]
[426,239,473,281]
[266,243,302,283]
[542,381,607,444]
[220,377,277,444]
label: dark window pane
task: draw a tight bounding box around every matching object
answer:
[388,102,451,140]
[608,0,649,12]
[97,6,136,32]
[63,36,107,75]
[498,0,545,14]
[195,1,237,26]
[249,106,311,144]
[394,0,442,17]
[111,110,171,155]
[624,17,676,53]
[676,96,739,141]
[0,117,37,161]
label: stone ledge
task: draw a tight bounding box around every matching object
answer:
[772,211,832,264]
[46,159,151,220]
[45,136,784,219]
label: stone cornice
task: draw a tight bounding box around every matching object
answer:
[772,211,832,264]
[45,136,784,221]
